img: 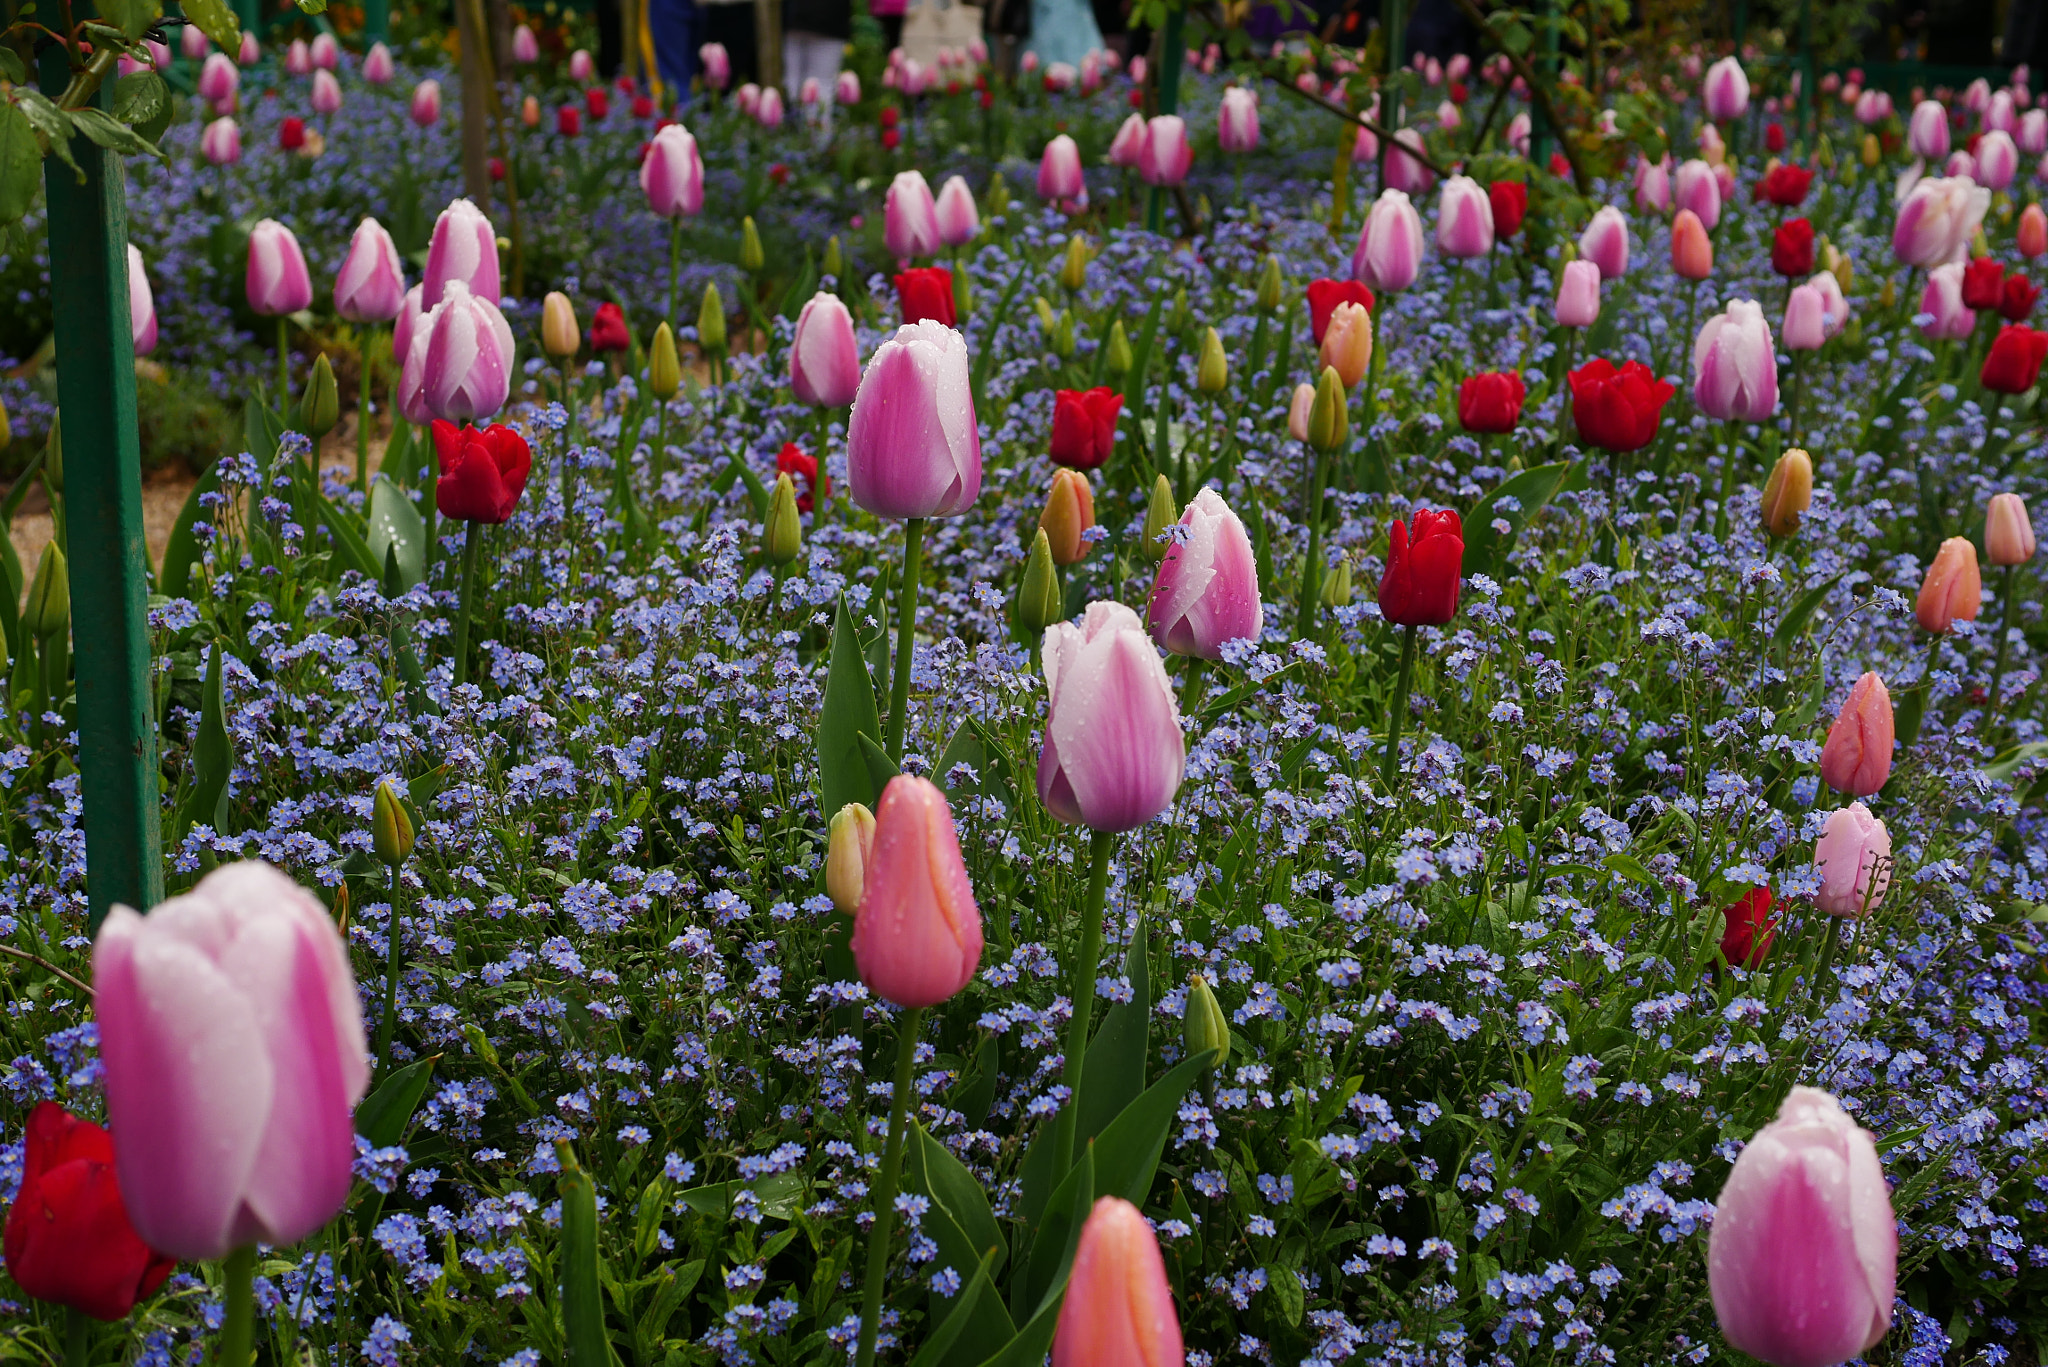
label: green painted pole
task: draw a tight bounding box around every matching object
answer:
[38,27,165,931]
[234,0,260,39]
[364,0,390,45]
[1145,7,1186,232]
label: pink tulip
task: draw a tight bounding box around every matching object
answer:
[1908,98,1949,160]
[1978,129,2019,189]
[236,31,259,65]
[1893,176,1990,267]
[1052,1197,1184,1367]
[400,280,514,425]
[757,85,785,128]
[410,78,442,127]
[423,197,501,307]
[885,169,941,261]
[285,37,310,74]
[1916,535,1982,632]
[800,76,822,107]
[1692,298,1778,421]
[569,48,595,83]
[1139,115,1193,188]
[1287,382,1314,441]
[836,69,861,104]
[1812,802,1893,917]
[201,115,241,165]
[512,23,539,63]
[363,41,395,84]
[1384,127,1435,194]
[1037,600,1185,833]
[93,861,369,1260]
[246,219,312,316]
[1919,261,1975,340]
[1854,88,1891,124]
[1989,89,2018,133]
[334,217,406,324]
[181,23,210,59]
[2023,108,2048,156]
[309,32,337,69]
[1577,205,1631,279]
[790,292,862,408]
[1947,149,1978,179]
[128,244,156,356]
[1447,53,1469,81]
[700,42,730,89]
[1782,283,1827,352]
[310,68,342,116]
[1352,189,1423,292]
[1964,78,1992,113]
[1819,672,1894,797]
[640,124,704,218]
[1708,1086,1895,1367]
[1634,154,1672,213]
[1218,86,1259,154]
[847,320,981,519]
[735,82,761,115]
[198,51,239,105]
[1435,174,1494,258]
[1703,55,1749,120]
[849,776,983,1009]
[1712,160,1737,202]
[1553,258,1601,328]
[1806,268,1850,338]
[392,284,425,369]
[1147,489,1262,660]
[1437,98,1462,130]
[1038,134,1085,200]
[1351,122,1378,163]
[1987,492,2038,566]
[1506,110,1530,155]
[935,175,979,246]
[1108,113,1147,168]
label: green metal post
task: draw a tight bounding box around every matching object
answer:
[1530,0,1558,170]
[233,0,259,39]
[38,29,166,931]
[1145,7,1186,232]
[1378,0,1403,194]
[365,0,390,44]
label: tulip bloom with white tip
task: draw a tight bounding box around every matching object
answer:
[1782,283,1828,351]
[410,78,441,127]
[789,293,862,408]
[1108,113,1147,168]
[181,22,210,58]
[935,175,979,245]
[1907,99,1949,160]
[1634,155,1672,214]
[885,170,941,260]
[1674,158,1722,230]
[128,245,156,356]
[1553,259,1601,328]
[1919,261,1975,339]
[285,37,310,74]
[198,51,238,108]
[310,68,342,116]
[334,217,406,323]
[1812,802,1893,918]
[1702,56,1749,120]
[93,861,369,1260]
[1384,127,1435,194]
[1692,299,1778,420]
[846,320,982,519]
[1038,134,1085,201]
[201,116,241,165]
[757,86,785,128]
[2024,109,2048,156]
[1577,205,1630,279]
[1139,116,1193,187]
[1037,601,1185,833]
[363,42,395,84]
[246,219,312,316]
[1978,130,2020,190]
[1218,86,1259,154]
[422,197,501,307]
[1052,1197,1185,1367]
[1806,269,1850,338]
[309,32,337,69]
[640,124,704,219]
[1148,489,1262,660]
[568,48,594,82]
[512,23,539,62]
[1435,175,1494,258]
[1352,189,1423,292]
[400,281,515,425]
[836,69,861,104]
[1708,1087,1895,1367]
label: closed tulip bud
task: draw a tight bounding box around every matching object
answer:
[1702,55,1750,121]
[1051,309,1077,358]
[1038,602,1185,832]
[1554,259,1603,328]
[399,281,515,425]
[542,291,580,359]
[1674,159,1722,230]
[885,170,942,261]
[1256,255,1283,311]
[372,779,415,866]
[698,282,728,357]
[1860,132,1880,166]
[422,197,500,307]
[1196,326,1228,393]
[764,472,803,566]
[1149,488,1263,658]
[1820,672,1895,798]
[823,236,844,280]
[848,321,982,519]
[1986,492,2038,565]
[1133,475,1177,564]
[1322,556,1353,605]
[246,218,313,317]
[1671,209,1714,280]
[1352,189,1424,292]
[826,802,876,913]
[94,862,369,1259]
[739,216,765,274]
[790,293,861,408]
[2,1102,175,1321]
[1041,468,1097,566]
[935,175,979,246]
[1709,1086,1895,1367]
[1138,114,1193,187]
[1183,973,1228,1067]
[640,124,705,219]
[1577,205,1632,280]
[1018,529,1064,636]
[1287,382,1314,441]
[1813,802,1893,917]
[42,415,60,493]
[334,217,406,324]
[1760,448,1814,538]
[1037,132,1086,200]
[1319,301,1373,389]
[1052,1196,1185,1367]
[298,353,339,438]
[25,543,68,639]
[850,777,983,1008]
[1308,365,1349,451]
[2021,204,2048,261]
[1692,299,1779,420]
[646,324,681,401]
[1060,234,1091,292]
[1916,535,1983,633]
[1435,174,1495,258]
[1104,319,1133,376]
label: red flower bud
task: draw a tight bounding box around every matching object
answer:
[893,266,955,326]
[1049,387,1124,469]
[1378,508,1463,627]
[1487,180,1528,238]
[1457,371,1526,433]
[1983,323,2048,394]
[1719,887,1777,969]
[1771,217,1816,277]
[2,1102,175,1321]
[1567,358,1676,453]
[1961,257,2006,310]
[588,300,631,353]
[432,420,532,524]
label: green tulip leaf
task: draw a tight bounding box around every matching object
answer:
[817,594,882,819]
[354,1055,439,1149]
[1076,913,1149,1146]
[367,476,427,591]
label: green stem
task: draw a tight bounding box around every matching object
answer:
[1382,623,1417,789]
[219,1245,255,1367]
[62,1308,87,1367]
[668,217,681,327]
[357,323,374,493]
[451,519,482,689]
[853,1004,925,1367]
[1295,448,1332,638]
[1991,563,2019,714]
[1054,829,1116,1179]
[375,862,404,1076]
[884,518,926,763]
[276,316,290,409]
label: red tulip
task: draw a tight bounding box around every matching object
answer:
[1753,162,1812,205]
[1457,371,1525,433]
[278,115,306,151]
[2000,272,2040,321]
[1983,323,2048,393]
[584,85,609,119]
[588,301,631,353]
[1488,180,1528,237]
[1719,887,1777,969]
[557,105,581,137]
[1050,387,1124,469]
[1568,358,1676,454]
[1961,257,2006,310]
[776,441,829,513]
[1771,218,1816,277]
[1764,121,1786,152]
[631,94,654,118]
[1305,278,1376,344]
[1378,508,1463,627]
[433,420,532,524]
[2,1102,175,1321]
[894,266,956,326]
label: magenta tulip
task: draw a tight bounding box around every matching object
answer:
[284,37,310,74]
[1435,174,1494,258]
[1218,86,1259,154]
[569,47,595,82]
[246,219,312,316]
[1782,283,1828,351]
[93,861,369,1260]
[640,124,705,219]
[847,320,982,519]
[1702,56,1749,120]
[1037,601,1185,833]
[309,32,338,69]
[1038,133,1086,200]
[198,51,238,106]
[1352,188,1424,291]
[310,68,342,116]
[935,174,980,245]
[363,41,395,84]
[201,115,240,165]
[1138,115,1193,187]
[1907,98,1949,160]
[849,776,984,1009]
[1894,176,1990,267]
[1108,112,1147,168]
[885,169,941,261]
[334,217,406,324]
[1577,205,1631,279]
[410,78,441,127]
[181,22,210,58]
[1384,127,1435,194]
[236,31,258,64]
[1919,261,1975,339]
[1674,158,1722,231]
[400,280,514,424]
[392,284,424,370]
[836,69,861,104]
[1692,299,1778,420]
[1978,129,2020,190]
[512,23,539,62]
[699,42,729,88]
[790,292,862,408]
[757,85,785,128]
[422,196,501,308]
[127,244,156,356]
[1147,489,1263,659]
[1052,1197,1185,1367]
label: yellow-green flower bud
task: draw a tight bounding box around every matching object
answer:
[1184,973,1229,1068]
[1051,310,1077,359]
[25,543,68,640]
[373,778,415,866]
[1033,295,1058,332]
[822,235,844,281]
[952,260,973,318]
[1860,133,1880,167]
[986,173,1011,218]
[1104,319,1133,376]
[826,801,876,912]
[1141,474,1178,562]
[1196,326,1228,394]
[698,282,728,358]
[648,322,682,400]
[740,216,765,274]
[1059,234,1090,292]
[0,395,11,450]
[764,472,803,566]
[1321,556,1353,606]
[542,291,581,358]
[1169,287,1190,333]
[43,414,62,494]
[1256,255,1284,312]
[1017,528,1063,637]
[1308,365,1349,452]
[299,353,339,439]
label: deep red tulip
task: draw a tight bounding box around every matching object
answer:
[1378,508,1463,627]
[1457,371,1525,433]
[1488,180,1528,238]
[1961,257,2006,310]
[557,105,581,136]
[1568,358,1676,453]
[588,301,631,353]
[1983,323,2048,393]
[1305,278,1376,344]
[1049,387,1124,469]
[777,441,829,512]
[1771,217,1816,277]
[1764,121,1786,152]
[894,266,956,326]
[432,420,532,524]
[584,86,609,118]
[879,106,899,128]
[2001,272,2041,321]
[1720,887,1777,969]
[881,127,902,150]
[488,156,506,181]
[769,161,791,186]
[1548,151,1572,177]
[2,1102,175,1321]
[278,115,306,150]
[1753,162,1812,206]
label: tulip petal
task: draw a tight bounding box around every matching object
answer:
[1048,626,1186,833]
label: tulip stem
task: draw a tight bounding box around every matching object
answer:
[1295,448,1331,638]
[276,316,291,410]
[451,519,482,691]
[1054,829,1116,1180]
[1382,623,1417,790]
[667,217,682,327]
[62,1308,87,1367]
[357,323,375,493]
[1991,564,2019,716]
[376,863,405,1077]
[854,1004,925,1367]
[219,1244,255,1367]
[884,518,926,763]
